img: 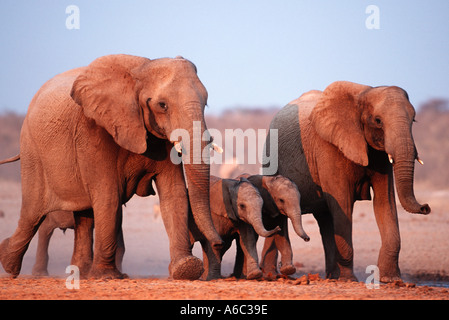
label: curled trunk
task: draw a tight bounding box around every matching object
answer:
[388,132,430,215]
[289,211,310,241]
[248,214,281,237]
[393,159,430,214]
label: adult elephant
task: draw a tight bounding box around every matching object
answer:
[0,54,222,280]
[263,81,430,282]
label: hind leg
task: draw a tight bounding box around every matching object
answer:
[32,216,55,276]
[0,204,46,277]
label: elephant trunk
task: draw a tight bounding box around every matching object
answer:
[248,213,281,238]
[181,118,223,248]
[388,134,430,215]
[288,211,310,242]
[393,159,430,214]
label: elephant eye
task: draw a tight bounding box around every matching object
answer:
[374,117,382,127]
[279,198,285,204]
[158,102,168,111]
[239,204,246,210]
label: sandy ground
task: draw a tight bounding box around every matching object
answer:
[0,180,448,300]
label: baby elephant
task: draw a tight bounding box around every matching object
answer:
[234,174,309,279]
[31,210,124,277]
[189,175,280,280]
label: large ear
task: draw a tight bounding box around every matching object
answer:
[70,54,150,154]
[221,179,239,222]
[309,81,371,166]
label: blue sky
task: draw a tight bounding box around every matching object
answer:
[1,0,448,115]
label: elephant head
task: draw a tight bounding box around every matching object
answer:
[263,175,310,241]
[309,81,430,215]
[70,54,222,247]
[222,178,281,237]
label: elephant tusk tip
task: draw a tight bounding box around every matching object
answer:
[417,157,424,165]
[174,141,183,154]
[388,154,394,164]
[211,142,223,154]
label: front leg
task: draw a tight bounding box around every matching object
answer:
[89,204,126,279]
[155,163,204,280]
[238,224,263,280]
[71,209,94,278]
[274,216,296,276]
[371,170,401,282]
[259,217,295,277]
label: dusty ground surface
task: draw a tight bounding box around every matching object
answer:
[0,180,448,300]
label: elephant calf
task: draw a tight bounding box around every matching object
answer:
[189,175,280,280]
[31,211,124,277]
[234,174,310,279]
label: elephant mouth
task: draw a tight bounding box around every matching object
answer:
[171,140,223,155]
[387,153,424,165]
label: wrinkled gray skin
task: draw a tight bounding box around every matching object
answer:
[189,175,280,280]
[264,81,430,282]
[0,54,222,280]
[233,174,309,279]
[31,211,124,277]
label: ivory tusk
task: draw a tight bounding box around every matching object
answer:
[388,154,394,164]
[211,142,223,154]
[174,141,183,154]
[417,157,424,165]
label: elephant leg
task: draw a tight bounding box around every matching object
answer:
[32,217,55,276]
[232,234,245,278]
[238,225,262,280]
[371,171,401,282]
[200,239,223,280]
[324,194,357,281]
[71,210,94,278]
[275,217,296,276]
[89,203,125,279]
[313,210,338,279]
[155,164,203,280]
[0,204,46,277]
[260,236,279,279]
[115,226,125,272]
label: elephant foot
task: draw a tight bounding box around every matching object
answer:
[171,255,204,280]
[31,267,49,277]
[280,264,296,276]
[337,270,358,282]
[71,260,93,279]
[247,269,263,280]
[88,263,128,279]
[0,238,22,278]
[380,274,402,283]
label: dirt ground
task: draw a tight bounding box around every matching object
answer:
[0,180,448,300]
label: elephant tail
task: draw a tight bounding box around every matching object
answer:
[0,154,20,165]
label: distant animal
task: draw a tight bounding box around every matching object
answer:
[264,81,430,282]
[233,174,309,279]
[189,175,280,280]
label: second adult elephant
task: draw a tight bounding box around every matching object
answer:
[264,81,430,282]
[0,54,222,280]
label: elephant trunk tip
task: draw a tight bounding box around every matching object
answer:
[260,225,281,237]
[302,234,310,242]
[417,203,431,215]
[401,200,431,215]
